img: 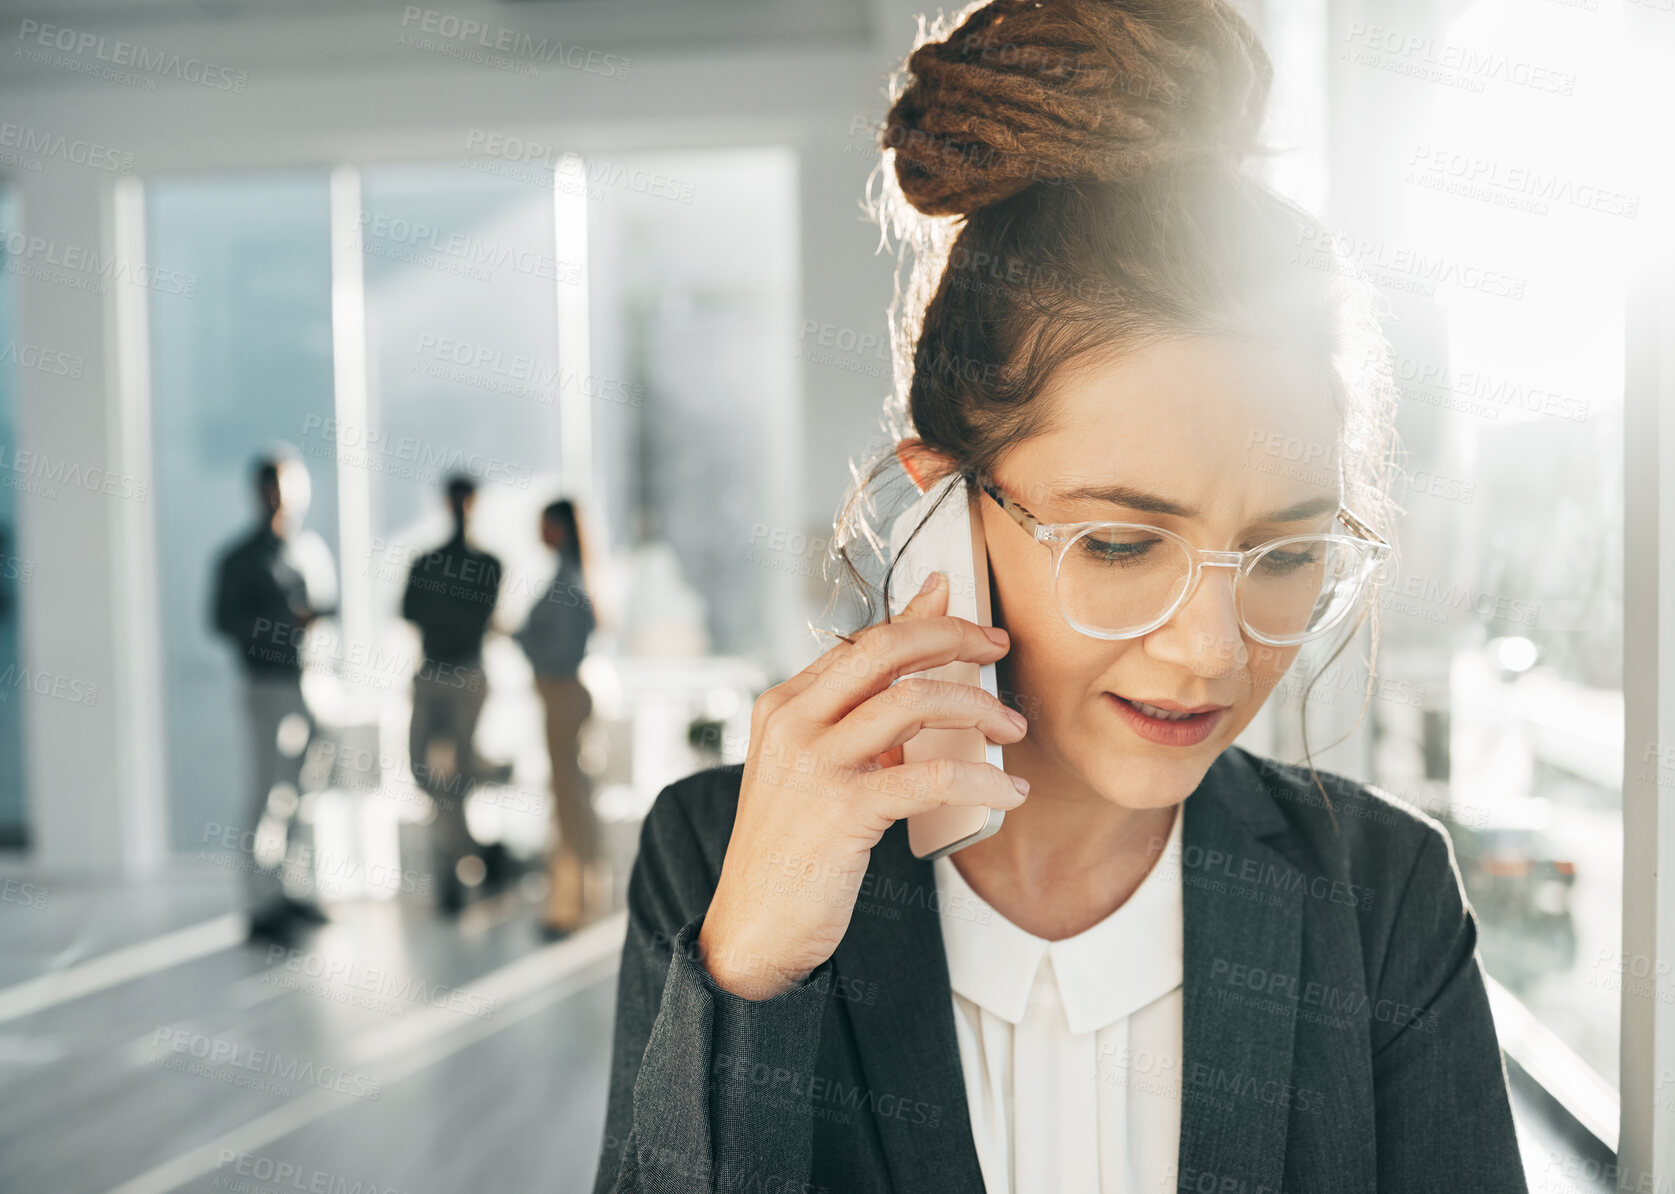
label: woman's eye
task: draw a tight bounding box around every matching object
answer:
[1079,536,1158,565]
[1257,547,1320,575]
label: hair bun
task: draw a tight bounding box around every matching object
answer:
[882,0,1273,218]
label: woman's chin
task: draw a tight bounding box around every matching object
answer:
[1075,745,1220,811]
[1017,714,1227,809]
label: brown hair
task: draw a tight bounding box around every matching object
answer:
[819,0,1405,822]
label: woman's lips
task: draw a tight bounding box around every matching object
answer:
[1105,693,1227,746]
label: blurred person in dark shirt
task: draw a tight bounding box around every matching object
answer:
[513,498,603,939]
[401,473,505,914]
[210,448,337,944]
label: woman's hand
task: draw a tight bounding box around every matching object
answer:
[696,570,1031,1000]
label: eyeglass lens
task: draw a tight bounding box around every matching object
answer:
[1054,527,1372,640]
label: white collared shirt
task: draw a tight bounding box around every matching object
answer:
[933,803,1184,1194]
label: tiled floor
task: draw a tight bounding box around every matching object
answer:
[0,862,628,1194]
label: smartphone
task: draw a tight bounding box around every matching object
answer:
[885,469,1007,861]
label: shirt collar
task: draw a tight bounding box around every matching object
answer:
[934,801,1184,1036]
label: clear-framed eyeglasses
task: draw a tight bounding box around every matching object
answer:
[971,469,1391,646]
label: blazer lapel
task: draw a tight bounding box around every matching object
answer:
[1178,747,1305,1192]
[832,818,987,1191]
[832,746,1305,1193]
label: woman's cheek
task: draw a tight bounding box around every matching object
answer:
[988,547,1049,670]
[1246,642,1301,711]
[1035,642,1108,749]
[996,631,1048,724]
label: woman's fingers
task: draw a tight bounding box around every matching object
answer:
[752,565,1023,775]
[858,757,1030,822]
[804,567,950,682]
[762,573,945,707]
[820,675,1027,768]
[795,615,1009,726]
[708,570,1030,1001]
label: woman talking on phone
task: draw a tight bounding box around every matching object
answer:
[594,1,1527,1191]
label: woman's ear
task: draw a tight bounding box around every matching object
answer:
[894,437,956,495]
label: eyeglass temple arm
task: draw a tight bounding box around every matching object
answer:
[970,471,1048,540]
[1335,504,1390,550]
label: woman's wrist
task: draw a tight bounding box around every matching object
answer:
[697,910,808,1001]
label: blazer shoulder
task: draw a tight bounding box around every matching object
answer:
[1232,746,1457,894]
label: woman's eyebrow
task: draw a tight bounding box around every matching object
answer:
[1052,484,1339,523]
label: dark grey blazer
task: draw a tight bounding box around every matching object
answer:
[592,744,1529,1193]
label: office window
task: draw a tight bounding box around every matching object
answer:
[147,172,338,852]
[1309,0,1632,1090]
[349,162,573,812]
[586,147,799,662]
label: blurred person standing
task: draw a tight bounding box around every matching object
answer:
[211,448,338,944]
[514,499,603,939]
[401,474,505,914]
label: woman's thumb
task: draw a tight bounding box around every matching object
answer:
[901,569,947,619]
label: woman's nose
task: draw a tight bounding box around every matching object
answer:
[1147,564,1248,676]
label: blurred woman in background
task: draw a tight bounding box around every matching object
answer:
[515,498,605,939]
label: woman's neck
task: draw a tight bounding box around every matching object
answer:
[949,741,1179,941]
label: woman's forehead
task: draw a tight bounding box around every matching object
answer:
[1044,336,1335,427]
[999,337,1342,516]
